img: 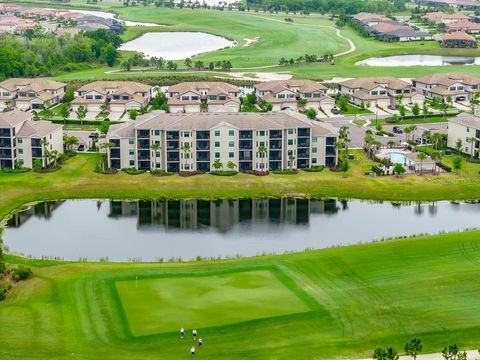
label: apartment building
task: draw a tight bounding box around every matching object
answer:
[70,81,154,115]
[254,80,333,112]
[338,77,424,107]
[0,78,66,111]
[412,72,480,102]
[0,109,63,169]
[448,110,480,158]
[167,82,241,113]
[105,111,338,172]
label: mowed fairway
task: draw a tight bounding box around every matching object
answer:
[2,231,480,359]
[116,270,312,336]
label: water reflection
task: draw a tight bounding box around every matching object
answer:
[3,199,480,261]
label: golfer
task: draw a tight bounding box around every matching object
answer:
[190,346,195,357]
[180,327,185,339]
[198,338,203,348]
[192,329,197,340]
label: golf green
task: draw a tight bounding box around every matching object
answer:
[115,270,312,337]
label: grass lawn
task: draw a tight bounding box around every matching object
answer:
[341,103,373,115]
[2,230,480,359]
[373,116,450,126]
[116,270,312,337]
[0,151,479,223]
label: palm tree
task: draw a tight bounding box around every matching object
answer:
[338,125,350,159]
[59,105,71,125]
[75,105,87,126]
[416,152,427,175]
[467,137,477,160]
[409,125,417,143]
[100,142,114,172]
[395,94,404,107]
[422,102,429,121]
[421,130,431,145]
[430,150,442,174]
[288,154,295,171]
[257,144,268,171]
[226,161,237,171]
[363,133,375,159]
[63,135,79,152]
[40,139,49,168]
[213,158,223,170]
[404,127,412,143]
[150,142,161,170]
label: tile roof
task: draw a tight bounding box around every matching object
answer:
[442,31,476,41]
[0,109,32,128]
[339,77,410,90]
[77,81,152,94]
[254,80,327,93]
[17,120,62,137]
[414,72,480,86]
[168,82,240,95]
[0,78,66,92]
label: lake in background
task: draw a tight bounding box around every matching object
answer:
[356,55,480,67]
[3,199,480,261]
[119,32,235,59]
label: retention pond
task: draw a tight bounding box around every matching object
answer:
[2,199,480,261]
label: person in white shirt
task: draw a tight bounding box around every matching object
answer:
[190,346,195,357]
[192,329,197,340]
[180,327,185,339]
[198,338,203,348]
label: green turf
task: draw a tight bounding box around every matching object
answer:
[2,231,480,359]
[116,270,311,336]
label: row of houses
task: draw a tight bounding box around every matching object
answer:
[0,3,123,35]
[415,0,480,9]
[352,12,433,42]
[0,79,335,116]
[337,72,480,107]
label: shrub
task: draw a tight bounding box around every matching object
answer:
[303,165,325,172]
[452,156,463,170]
[122,168,145,175]
[244,170,269,176]
[210,170,238,176]
[12,266,32,281]
[179,171,204,177]
[340,160,350,172]
[33,159,42,172]
[372,165,384,175]
[437,162,452,173]
[272,169,298,175]
[150,169,174,176]
[1,167,30,174]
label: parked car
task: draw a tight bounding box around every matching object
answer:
[415,138,427,145]
[388,104,397,110]
[331,108,340,115]
[393,126,403,134]
[77,144,85,152]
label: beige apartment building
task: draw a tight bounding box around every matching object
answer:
[0,78,66,111]
[254,80,334,112]
[448,111,480,158]
[0,109,63,169]
[167,82,241,113]
[105,111,338,172]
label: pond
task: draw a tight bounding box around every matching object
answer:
[356,55,480,67]
[119,32,235,60]
[2,199,480,262]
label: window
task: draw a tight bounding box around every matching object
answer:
[181,96,189,100]
[129,160,135,166]
[17,138,22,144]
[219,95,226,100]
[371,91,378,95]
[129,149,135,156]
[229,141,234,147]
[312,147,317,154]
[215,130,220,136]
[183,131,190,137]
[113,95,119,100]
[154,130,160,136]
[287,94,295,99]
[18,148,23,155]
[278,94,285,99]
[208,95,217,100]
[259,130,265,136]
[304,93,312,98]
[86,95,93,100]
[128,138,134,144]
[229,152,234,158]
[313,93,321,98]
[312,158,317,164]
[288,139,294,146]
[191,96,199,100]
[312,136,317,143]
[288,129,294,135]
[229,130,234,136]
[215,141,220,147]
[215,152,220,158]
[95,95,103,100]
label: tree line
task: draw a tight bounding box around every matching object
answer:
[0,29,122,79]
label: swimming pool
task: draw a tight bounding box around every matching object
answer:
[386,152,412,165]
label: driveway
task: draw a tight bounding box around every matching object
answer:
[64,130,96,151]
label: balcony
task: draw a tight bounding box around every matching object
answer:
[240,130,252,139]
[110,139,120,148]
[0,139,12,148]
[298,138,310,148]
[196,131,210,140]
[0,129,10,137]
[32,148,43,158]
[239,140,252,150]
[167,131,179,140]
[196,141,210,151]
[137,150,150,160]
[167,141,179,151]
[110,149,121,158]
[326,146,336,156]
[167,153,179,162]
[197,152,210,161]
[137,130,150,138]
[298,128,310,137]
[297,148,310,158]
[0,149,12,158]
[326,136,336,146]
[31,138,42,147]
[269,130,282,139]
[269,150,282,161]
[138,139,150,149]
[239,151,253,161]
[269,140,282,149]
